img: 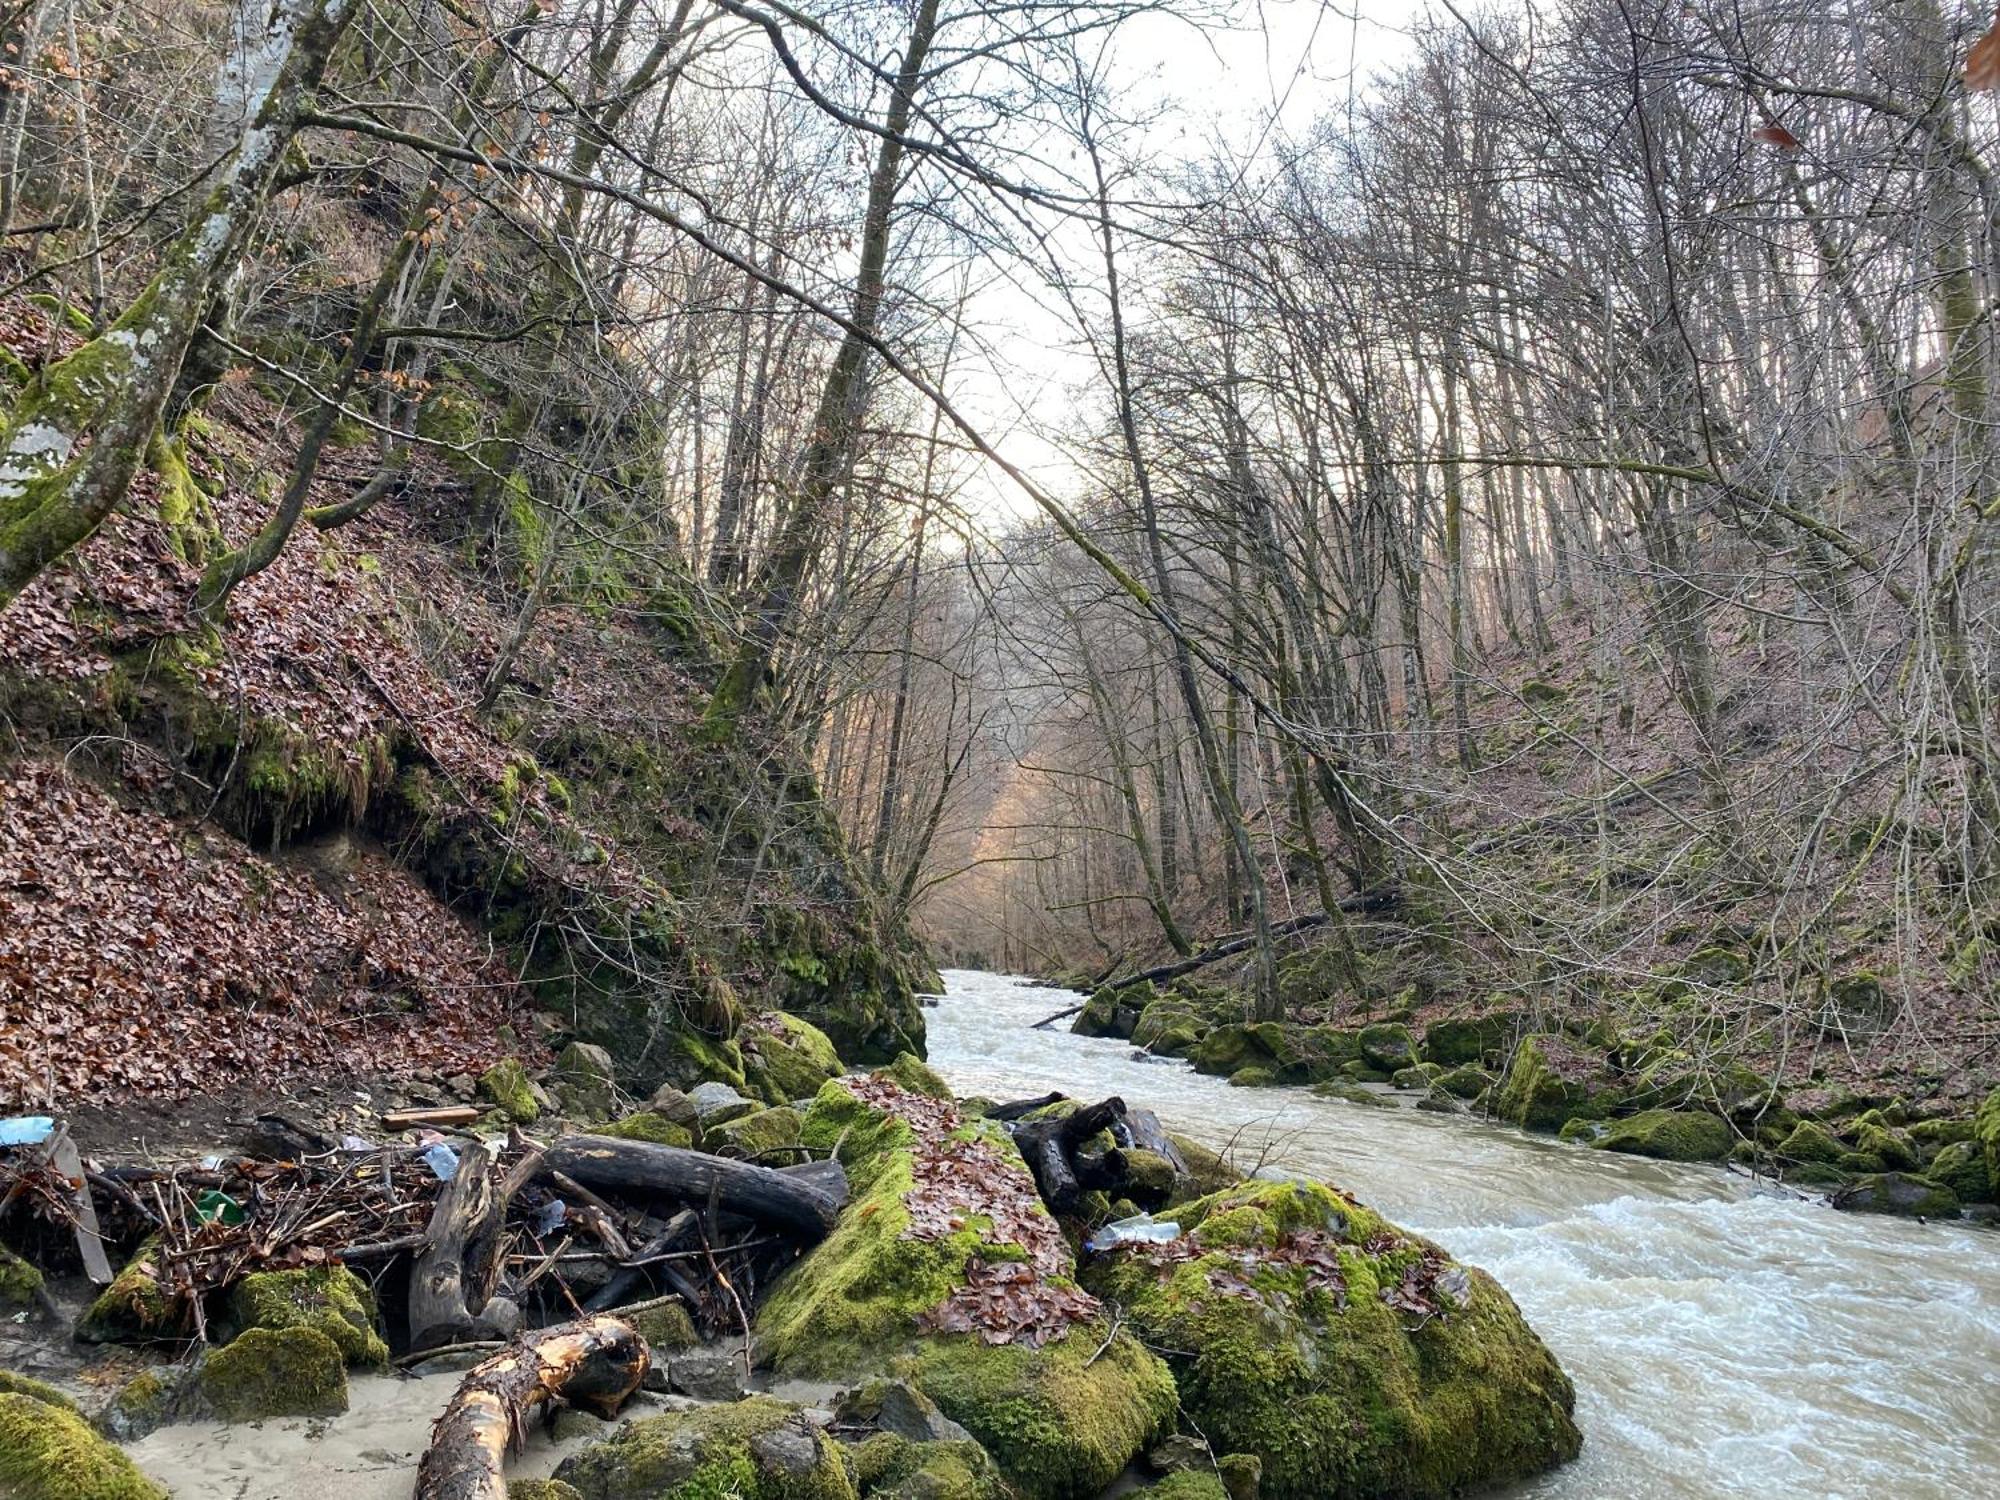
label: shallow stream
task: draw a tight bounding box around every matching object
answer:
[926,969,2000,1500]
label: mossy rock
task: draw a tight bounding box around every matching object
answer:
[1832,1173,1958,1219]
[555,1395,854,1499]
[479,1058,540,1124]
[1925,1141,1993,1203]
[1495,1036,1606,1133]
[0,1245,43,1310]
[1226,1066,1275,1089]
[551,1040,621,1119]
[758,1080,1176,1500]
[1591,1109,1731,1163]
[1908,1118,1975,1148]
[199,1325,348,1421]
[0,1390,166,1500]
[227,1267,388,1366]
[1851,1120,1918,1171]
[97,1370,173,1442]
[1679,947,1749,985]
[1081,1179,1580,1500]
[509,1482,585,1500]
[1195,1023,1358,1086]
[1978,1087,2000,1188]
[845,1431,1006,1498]
[1339,1059,1393,1084]
[651,1028,751,1097]
[0,1375,75,1415]
[876,1053,952,1100]
[1356,1023,1417,1073]
[1421,1015,1513,1067]
[1192,1024,1278,1079]
[1167,1135,1241,1203]
[76,1240,181,1344]
[597,1111,696,1147]
[1132,1001,1206,1055]
[1776,1121,1844,1166]
[1149,1474,1230,1500]
[626,1300,698,1353]
[1311,1081,1397,1109]
[710,1105,803,1159]
[1389,1063,1444,1091]
[1073,982,1152,1040]
[1435,1065,1493,1101]
[742,1012,845,1105]
[1556,1119,1608,1145]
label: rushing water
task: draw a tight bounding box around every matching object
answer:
[924,970,2000,1500]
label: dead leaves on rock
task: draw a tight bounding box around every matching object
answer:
[846,1077,1102,1348]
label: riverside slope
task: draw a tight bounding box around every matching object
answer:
[925,970,2000,1500]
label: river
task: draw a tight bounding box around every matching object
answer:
[924,969,2000,1500]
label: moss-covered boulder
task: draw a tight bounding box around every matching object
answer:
[1776,1120,1844,1165]
[1832,1172,1958,1218]
[1132,1000,1207,1056]
[1421,1015,1513,1067]
[758,1077,1177,1500]
[1592,1109,1732,1163]
[741,1012,845,1105]
[1495,1035,1607,1132]
[1194,1024,1358,1086]
[1150,1475,1230,1500]
[1167,1135,1241,1204]
[1976,1087,2000,1187]
[1356,1023,1416,1073]
[478,1058,541,1124]
[876,1053,952,1100]
[509,1482,584,1500]
[1081,1179,1580,1500]
[0,1389,166,1500]
[0,1245,43,1310]
[76,1241,181,1344]
[1850,1114,1919,1171]
[1926,1140,1993,1202]
[1435,1065,1493,1101]
[199,1325,348,1421]
[710,1105,803,1159]
[596,1111,696,1147]
[227,1267,388,1366]
[97,1370,175,1442]
[846,1431,1006,1498]
[551,1040,621,1119]
[555,1395,854,1499]
[654,1028,752,1096]
[1073,982,1152,1040]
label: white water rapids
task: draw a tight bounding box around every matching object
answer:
[925,969,2000,1500]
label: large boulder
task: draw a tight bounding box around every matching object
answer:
[1192,1023,1359,1086]
[740,1012,845,1105]
[1495,1035,1607,1132]
[1081,1178,1580,1500]
[1591,1109,1732,1164]
[199,1326,348,1421]
[555,1396,853,1499]
[1977,1087,2000,1186]
[0,1388,165,1500]
[1831,1173,1958,1219]
[1356,1023,1417,1073]
[226,1267,388,1366]
[1072,982,1153,1040]
[755,1077,1178,1500]
[1421,1014,1516,1067]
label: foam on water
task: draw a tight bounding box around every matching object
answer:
[927,970,2000,1500]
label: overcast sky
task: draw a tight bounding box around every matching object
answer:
[941,0,1424,530]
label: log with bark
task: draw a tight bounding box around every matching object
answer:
[409,1144,542,1352]
[1010,1097,1191,1217]
[544,1135,845,1241]
[414,1314,649,1500]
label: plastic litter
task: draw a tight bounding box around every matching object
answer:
[195,1190,246,1226]
[0,1117,54,1148]
[340,1135,374,1153]
[423,1144,460,1181]
[1084,1213,1180,1252]
[532,1198,567,1235]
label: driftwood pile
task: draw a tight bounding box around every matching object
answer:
[994,1093,1190,1218]
[0,1111,847,1360]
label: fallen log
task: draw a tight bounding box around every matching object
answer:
[545,1135,844,1241]
[987,1092,1069,1120]
[414,1314,649,1500]
[383,1107,481,1131]
[1012,1098,1125,1217]
[409,1144,540,1352]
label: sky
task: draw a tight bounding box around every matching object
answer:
[942,0,1425,530]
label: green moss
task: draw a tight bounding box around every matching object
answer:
[741,1013,844,1105]
[0,1244,43,1309]
[1495,1036,1605,1133]
[0,1373,75,1414]
[655,1030,749,1097]
[1357,1024,1417,1072]
[1194,1023,1359,1086]
[760,1082,1175,1500]
[1131,1000,1206,1054]
[1592,1109,1732,1163]
[898,1331,1174,1500]
[1435,1065,1493,1100]
[1167,1134,1241,1203]
[598,1112,695,1147]
[98,1370,171,1442]
[76,1240,181,1344]
[845,1431,1006,1498]
[1083,1179,1580,1500]
[1977,1087,2000,1187]
[626,1301,698,1353]
[1227,1067,1277,1088]
[1926,1141,1993,1202]
[1852,1120,1918,1171]
[199,1326,348,1421]
[0,1391,166,1500]
[509,1482,585,1500]
[1149,1474,1230,1500]
[226,1267,388,1367]
[1421,1015,1513,1067]
[1073,982,1153,1039]
[710,1105,803,1159]
[1777,1120,1845,1165]
[876,1053,952,1100]
[479,1058,541,1124]
[1835,1173,1958,1219]
[553,1395,855,1499]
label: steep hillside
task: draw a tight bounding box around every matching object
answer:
[0,294,933,1111]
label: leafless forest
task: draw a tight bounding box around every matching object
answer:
[0,0,1997,1099]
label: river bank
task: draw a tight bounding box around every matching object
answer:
[925,970,2000,1499]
